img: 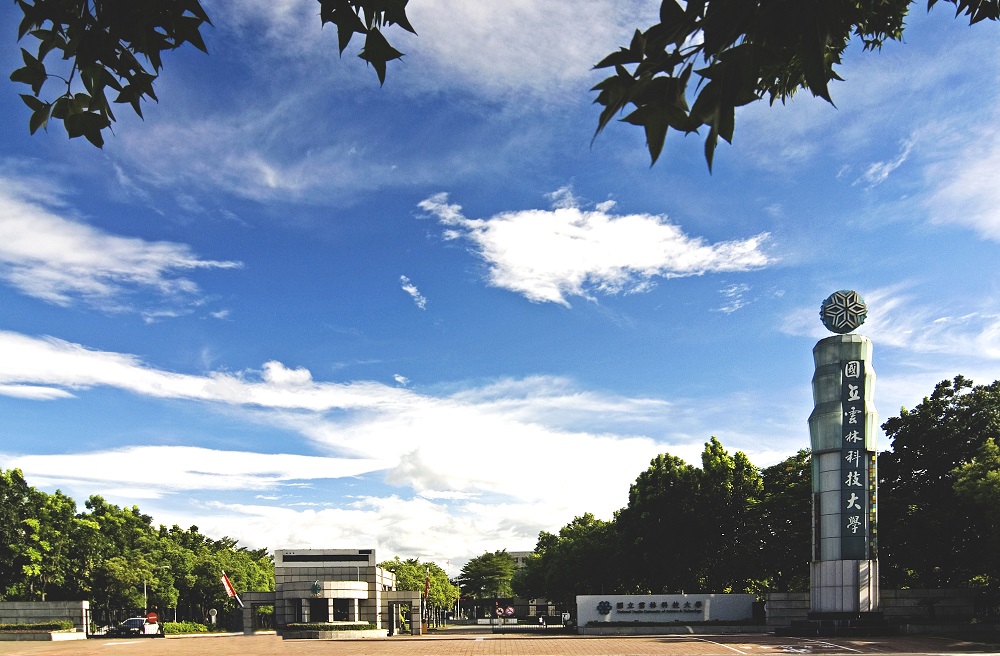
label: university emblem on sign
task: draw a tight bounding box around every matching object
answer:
[596,601,612,615]
[820,290,867,334]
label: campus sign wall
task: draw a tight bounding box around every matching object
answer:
[576,594,754,626]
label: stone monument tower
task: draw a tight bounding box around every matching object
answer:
[808,290,879,615]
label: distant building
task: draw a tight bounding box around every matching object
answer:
[240,549,421,635]
[508,551,533,569]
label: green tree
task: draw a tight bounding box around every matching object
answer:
[458,550,517,599]
[953,437,1000,588]
[10,0,414,147]
[0,469,37,599]
[379,557,458,608]
[22,489,79,601]
[616,438,764,594]
[878,376,1000,588]
[698,437,764,592]
[512,513,623,603]
[758,449,812,592]
[593,0,1000,169]
[616,451,703,593]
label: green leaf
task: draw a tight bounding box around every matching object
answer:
[12,48,47,95]
[358,27,404,84]
[384,0,417,34]
[65,112,109,147]
[19,93,45,112]
[660,0,686,25]
[621,104,671,165]
[176,15,209,53]
[28,106,50,135]
[320,0,369,54]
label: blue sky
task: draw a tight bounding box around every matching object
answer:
[2,1,1000,572]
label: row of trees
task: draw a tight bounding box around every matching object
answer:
[379,556,459,624]
[510,440,812,602]
[0,472,273,617]
[502,376,1000,603]
[4,376,997,610]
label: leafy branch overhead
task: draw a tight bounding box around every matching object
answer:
[592,0,1000,170]
[10,0,416,148]
[9,0,999,165]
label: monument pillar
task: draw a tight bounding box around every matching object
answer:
[808,291,879,615]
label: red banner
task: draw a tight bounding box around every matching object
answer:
[221,572,237,597]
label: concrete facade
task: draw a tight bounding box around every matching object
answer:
[808,333,879,614]
[577,594,754,626]
[241,549,421,636]
[0,601,89,632]
[766,589,981,626]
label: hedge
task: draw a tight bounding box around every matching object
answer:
[162,621,210,634]
[284,622,376,632]
[0,621,75,632]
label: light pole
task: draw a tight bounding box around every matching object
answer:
[144,565,171,615]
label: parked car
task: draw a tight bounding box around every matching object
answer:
[107,617,164,638]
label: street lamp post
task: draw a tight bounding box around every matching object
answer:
[144,565,171,615]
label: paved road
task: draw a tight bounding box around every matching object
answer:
[1,633,999,656]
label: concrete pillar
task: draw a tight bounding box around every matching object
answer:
[808,333,879,613]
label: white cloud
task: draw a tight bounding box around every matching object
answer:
[0,330,815,560]
[733,21,1000,172]
[782,286,1000,431]
[923,120,1000,241]
[262,361,314,386]
[0,384,75,400]
[400,275,427,309]
[3,446,388,497]
[0,177,240,310]
[783,285,1000,361]
[369,0,657,100]
[857,139,914,187]
[155,495,544,566]
[715,283,752,314]
[394,374,410,387]
[419,192,772,306]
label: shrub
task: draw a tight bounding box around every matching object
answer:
[284,622,376,632]
[0,621,75,632]
[162,621,210,634]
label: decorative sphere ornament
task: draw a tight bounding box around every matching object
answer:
[820,290,867,334]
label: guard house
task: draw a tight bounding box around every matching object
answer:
[242,548,422,635]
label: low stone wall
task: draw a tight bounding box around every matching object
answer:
[0,602,89,632]
[881,589,976,623]
[0,631,86,642]
[765,589,980,626]
[281,629,387,640]
[765,592,809,626]
[580,625,769,636]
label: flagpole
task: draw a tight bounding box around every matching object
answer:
[221,570,245,609]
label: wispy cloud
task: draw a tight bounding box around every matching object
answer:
[856,139,914,187]
[0,329,820,560]
[401,1,657,99]
[2,446,388,497]
[0,384,75,400]
[783,284,1000,360]
[923,119,1000,241]
[419,190,772,306]
[0,176,241,312]
[400,275,427,309]
[0,330,796,521]
[715,283,752,314]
